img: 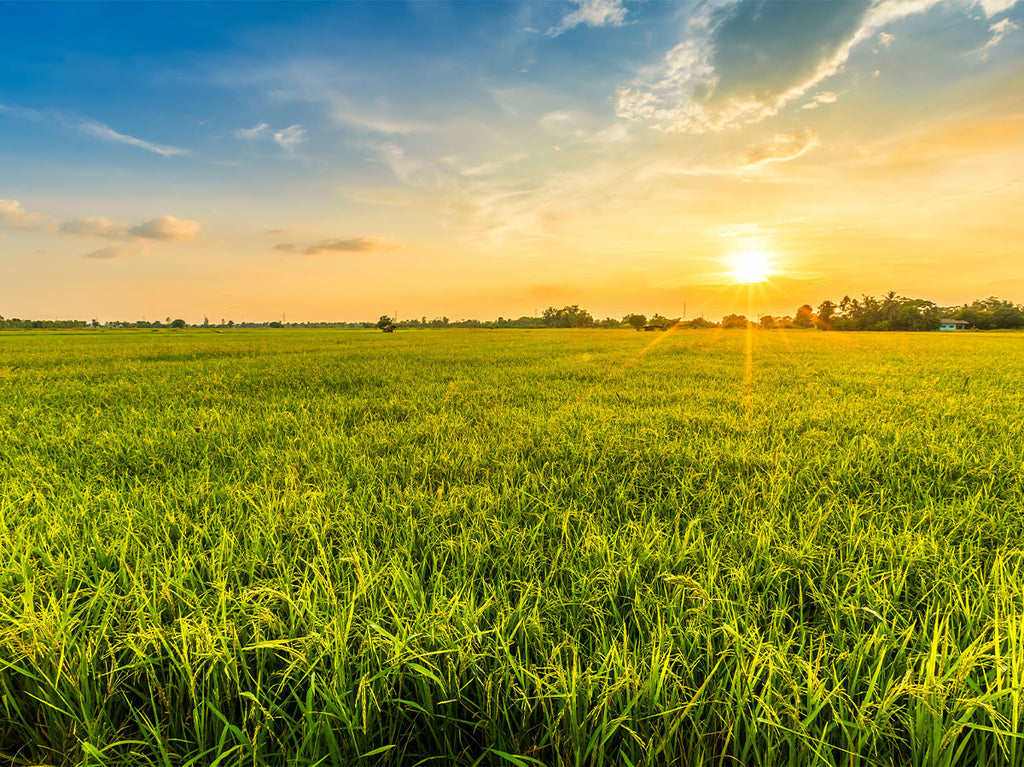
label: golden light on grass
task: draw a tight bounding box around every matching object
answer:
[731,250,771,283]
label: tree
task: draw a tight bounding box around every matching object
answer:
[170,318,186,329]
[721,313,748,329]
[992,302,1024,329]
[759,315,775,329]
[793,304,815,328]
[623,313,646,331]
[377,315,396,331]
[542,305,595,328]
[682,317,716,329]
[881,291,901,322]
[816,300,835,330]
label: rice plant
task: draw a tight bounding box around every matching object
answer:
[1,328,1022,765]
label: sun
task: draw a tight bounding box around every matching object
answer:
[731,250,771,283]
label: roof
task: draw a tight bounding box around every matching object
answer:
[939,318,970,324]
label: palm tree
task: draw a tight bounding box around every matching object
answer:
[881,291,901,322]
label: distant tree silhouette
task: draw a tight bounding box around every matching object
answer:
[793,305,815,328]
[623,313,646,331]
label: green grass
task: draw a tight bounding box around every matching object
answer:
[1,328,1022,766]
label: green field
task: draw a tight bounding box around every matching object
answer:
[2,328,1023,766]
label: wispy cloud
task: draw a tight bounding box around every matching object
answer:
[801,91,840,110]
[78,120,187,157]
[235,122,269,139]
[273,124,306,152]
[60,216,130,239]
[547,0,627,37]
[276,236,398,255]
[615,0,966,133]
[737,130,820,170]
[0,103,44,121]
[83,242,150,259]
[983,17,1018,52]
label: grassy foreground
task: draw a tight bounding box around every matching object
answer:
[1,328,1023,766]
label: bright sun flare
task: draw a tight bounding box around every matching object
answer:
[731,250,771,283]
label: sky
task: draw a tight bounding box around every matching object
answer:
[1,0,1023,324]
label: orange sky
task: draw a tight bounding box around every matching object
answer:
[2,0,1023,323]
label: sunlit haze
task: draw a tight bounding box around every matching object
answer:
[731,251,772,284]
[1,1,1023,323]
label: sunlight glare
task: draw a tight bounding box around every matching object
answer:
[731,250,771,283]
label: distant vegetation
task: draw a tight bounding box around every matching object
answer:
[2,294,1022,331]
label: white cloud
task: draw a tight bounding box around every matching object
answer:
[78,120,187,157]
[0,199,55,231]
[547,0,627,37]
[273,124,306,151]
[984,17,1018,51]
[976,0,1020,17]
[879,31,895,47]
[615,0,957,133]
[235,122,269,139]
[128,215,201,241]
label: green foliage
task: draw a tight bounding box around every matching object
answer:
[793,304,816,328]
[721,313,748,329]
[542,305,595,328]
[622,313,646,331]
[1,329,1024,765]
[957,298,1024,330]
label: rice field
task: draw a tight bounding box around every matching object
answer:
[1,327,1023,766]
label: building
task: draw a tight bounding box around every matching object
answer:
[939,319,970,331]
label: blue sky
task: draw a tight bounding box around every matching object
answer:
[2,0,1023,322]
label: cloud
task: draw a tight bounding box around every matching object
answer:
[737,130,820,169]
[83,242,150,260]
[3,199,201,258]
[547,0,627,37]
[801,91,840,110]
[236,122,270,139]
[128,215,201,241]
[0,103,44,121]
[273,124,306,151]
[616,0,961,133]
[78,120,187,157]
[976,0,1021,16]
[60,215,130,239]
[0,199,55,231]
[984,17,1018,52]
[277,236,399,255]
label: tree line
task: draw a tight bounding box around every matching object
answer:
[753,294,1024,331]
[3,294,1023,332]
